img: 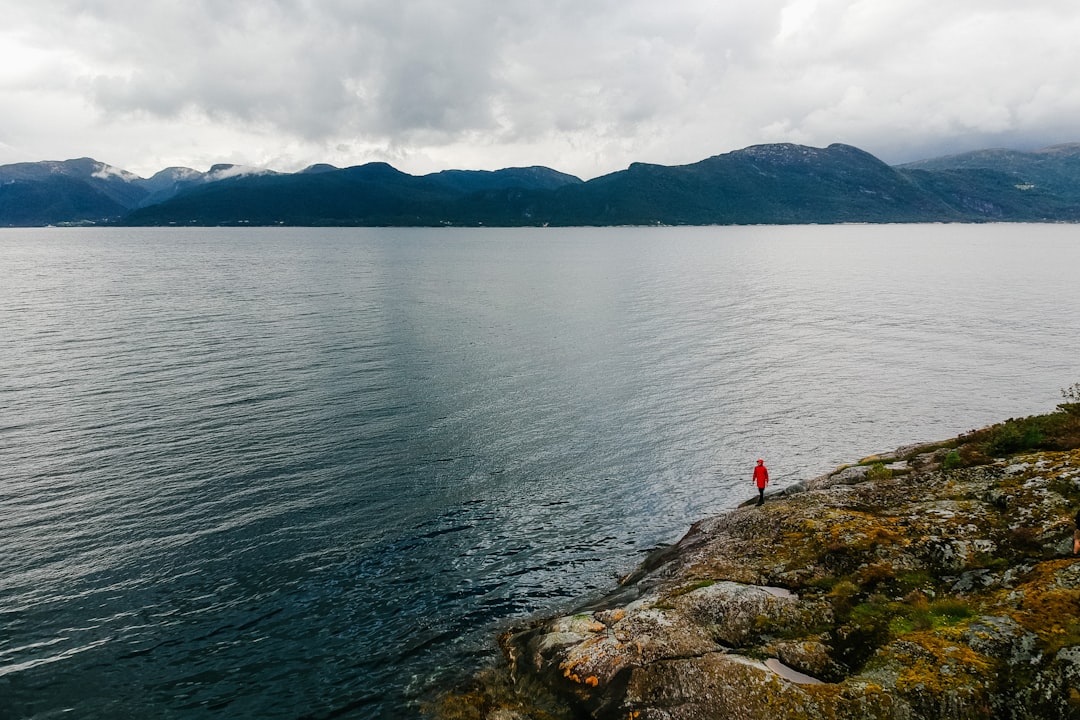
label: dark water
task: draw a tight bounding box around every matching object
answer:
[2,225,1078,718]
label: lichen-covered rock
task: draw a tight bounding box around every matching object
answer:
[438,445,1080,720]
[961,615,1038,666]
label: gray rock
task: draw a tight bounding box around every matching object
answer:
[811,464,869,489]
[895,440,948,460]
[962,616,1038,666]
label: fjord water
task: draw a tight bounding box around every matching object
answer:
[2,225,1078,718]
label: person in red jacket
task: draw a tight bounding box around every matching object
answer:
[753,459,769,506]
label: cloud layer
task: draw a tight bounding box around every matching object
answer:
[3,0,1079,178]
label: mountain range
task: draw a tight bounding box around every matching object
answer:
[3,142,1080,227]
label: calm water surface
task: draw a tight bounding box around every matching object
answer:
[2,225,1078,718]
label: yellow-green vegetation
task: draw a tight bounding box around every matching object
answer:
[864,462,893,482]
[426,668,573,720]
[890,629,995,694]
[1006,560,1080,654]
[669,579,717,597]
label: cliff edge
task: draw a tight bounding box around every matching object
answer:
[434,409,1080,720]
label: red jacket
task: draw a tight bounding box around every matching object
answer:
[753,464,769,489]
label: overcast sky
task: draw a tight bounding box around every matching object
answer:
[2,0,1079,179]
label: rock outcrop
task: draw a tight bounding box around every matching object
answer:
[435,439,1080,720]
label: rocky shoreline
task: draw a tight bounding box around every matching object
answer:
[434,425,1080,720]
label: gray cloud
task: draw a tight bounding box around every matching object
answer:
[2,0,1080,177]
[55,0,512,137]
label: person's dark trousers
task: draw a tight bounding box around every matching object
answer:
[757,488,764,506]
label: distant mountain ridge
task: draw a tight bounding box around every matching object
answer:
[2,143,1080,227]
[899,143,1080,201]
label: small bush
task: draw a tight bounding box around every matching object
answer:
[831,595,894,670]
[943,450,963,470]
[1059,382,1080,417]
[865,462,893,482]
[985,420,1045,456]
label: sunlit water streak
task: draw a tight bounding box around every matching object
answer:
[1,224,1078,718]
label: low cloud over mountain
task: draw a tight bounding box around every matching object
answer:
[4,142,1080,228]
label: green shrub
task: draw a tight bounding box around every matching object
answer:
[865,462,893,482]
[943,450,963,470]
[1059,382,1080,417]
[830,595,894,670]
[985,420,1045,456]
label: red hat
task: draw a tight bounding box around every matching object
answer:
[757,459,764,464]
